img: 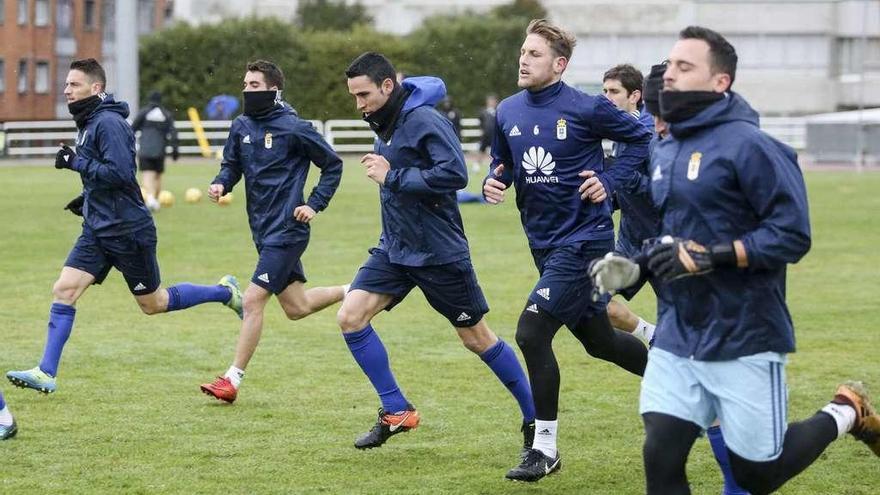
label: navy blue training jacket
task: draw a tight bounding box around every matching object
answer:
[213,102,342,247]
[611,108,662,249]
[650,92,811,360]
[69,94,153,237]
[488,81,651,249]
[372,76,471,267]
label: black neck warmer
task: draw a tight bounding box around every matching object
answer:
[243,90,279,119]
[69,95,102,128]
[659,90,724,123]
[363,84,408,143]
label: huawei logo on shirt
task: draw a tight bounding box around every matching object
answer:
[522,146,559,184]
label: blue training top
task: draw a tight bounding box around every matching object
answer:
[488,81,652,249]
[371,76,472,267]
[213,102,343,247]
[650,92,811,361]
[69,94,153,237]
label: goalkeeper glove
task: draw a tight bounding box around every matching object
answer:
[64,194,85,217]
[647,236,736,282]
[588,252,645,300]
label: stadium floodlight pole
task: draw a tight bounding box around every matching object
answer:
[854,0,868,173]
[115,0,139,116]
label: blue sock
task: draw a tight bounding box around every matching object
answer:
[39,303,76,377]
[166,283,231,312]
[480,339,536,423]
[0,391,5,410]
[707,425,750,495]
[343,325,409,413]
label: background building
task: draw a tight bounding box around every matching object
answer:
[0,0,170,121]
[170,0,880,116]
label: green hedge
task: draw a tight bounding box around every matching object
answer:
[139,15,533,119]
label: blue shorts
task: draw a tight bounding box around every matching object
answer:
[252,242,308,295]
[350,248,489,328]
[614,235,658,300]
[528,240,612,329]
[640,347,789,462]
[64,225,161,295]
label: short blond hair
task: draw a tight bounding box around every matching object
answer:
[526,19,576,60]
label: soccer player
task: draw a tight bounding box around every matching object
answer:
[590,26,880,495]
[6,58,242,395]
[0,390,16,440]
[601,63,659,345]
[200,60,345,403]
[339,52,536,455]
[482,19,652,482]
[131,91,179,212]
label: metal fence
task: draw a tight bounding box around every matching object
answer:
[0,116,805,158]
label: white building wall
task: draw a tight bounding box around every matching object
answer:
[169,0,880,114]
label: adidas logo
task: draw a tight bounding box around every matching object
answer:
[538,428,552,435]
[509,125,521,137]
[526,303,539,313]
[522,146,556,176]
[133,283,146,291]
[536,287,550,300]
[652,166,662,181]
[242,135,251,144]
[257,273,270,283]
[456,312,471,322]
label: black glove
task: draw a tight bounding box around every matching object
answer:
[64,194,85,216]
[171,148,180,161]
[646,237,736,282]
[55,145,77,170]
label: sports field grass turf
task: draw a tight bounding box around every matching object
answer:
[0,160,877,494]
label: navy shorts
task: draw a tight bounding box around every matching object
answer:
[614,234,658,300]
[65,225,161,295]
[528,240,613,329]
[350,248,489,328]
[252,242,308,295]
[138,156,165,173]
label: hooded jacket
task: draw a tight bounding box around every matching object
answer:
[610,108,662,248]
[213,101,342,247]
[131,94,178,159]
[650,92,811,360]
[371,76,471,266]
[68,94,153,237]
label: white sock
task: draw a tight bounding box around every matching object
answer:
[632,318,656,344]
[822,402,857,439]
[224,366,245,389]
[532,419,558,457]
[0,407,12,426]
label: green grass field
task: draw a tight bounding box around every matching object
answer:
[0,159,877,494]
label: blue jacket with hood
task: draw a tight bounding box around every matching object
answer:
[649,92,811,361]
[68,94,153,237]
[609,108,662,250]
[488,81,651,249]
[372,76,471,266]
[213,101,342,248]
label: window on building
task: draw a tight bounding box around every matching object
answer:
[56,0,73,37]
[84,0,96,29]
[18,59,28,94]
[0,59,5,93]
[137,0,155,34]
[102,0,115,41]
[35,61,49,93]
[17,0,28,25]
[35,0,49,26]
